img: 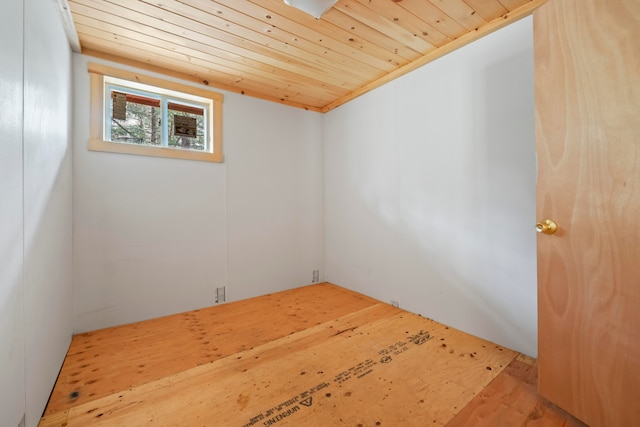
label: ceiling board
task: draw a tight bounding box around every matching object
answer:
[67,0,548,112]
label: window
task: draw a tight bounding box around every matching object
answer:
[88,63,223,162]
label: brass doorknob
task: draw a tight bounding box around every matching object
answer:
[536,219,558,235]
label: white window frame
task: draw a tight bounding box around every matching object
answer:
[88,62,223,163]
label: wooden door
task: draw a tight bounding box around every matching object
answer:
[534,1,640,426]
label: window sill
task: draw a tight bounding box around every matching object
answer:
[88,139,223,163]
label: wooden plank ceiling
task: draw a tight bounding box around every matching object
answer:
[68,0,546,112]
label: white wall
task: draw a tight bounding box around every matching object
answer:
[324,17,537,356]
[23,0,74,423]
[72,55,324,332]
[226,96,324,301]
[0,0,74,426]
[72,55,227,331]
[0,1,26,425]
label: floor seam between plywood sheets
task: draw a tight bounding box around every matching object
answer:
[40,303,396,425]
[41,303,517,426]
[43,283,383,417]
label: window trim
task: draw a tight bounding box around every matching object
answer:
[88,62,224,163]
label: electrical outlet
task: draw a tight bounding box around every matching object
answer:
[312,269,320,283]
[391,300,399,308]
[215,286,226,303]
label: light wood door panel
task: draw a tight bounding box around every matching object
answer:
[534,1,640,426]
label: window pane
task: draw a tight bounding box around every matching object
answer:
[93,66,223,162]
[108,90,162,146]
[168,101,206,151]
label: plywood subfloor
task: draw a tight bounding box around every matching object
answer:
[40,283,584,426]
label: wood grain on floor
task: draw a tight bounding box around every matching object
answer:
[39,283,586,427]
